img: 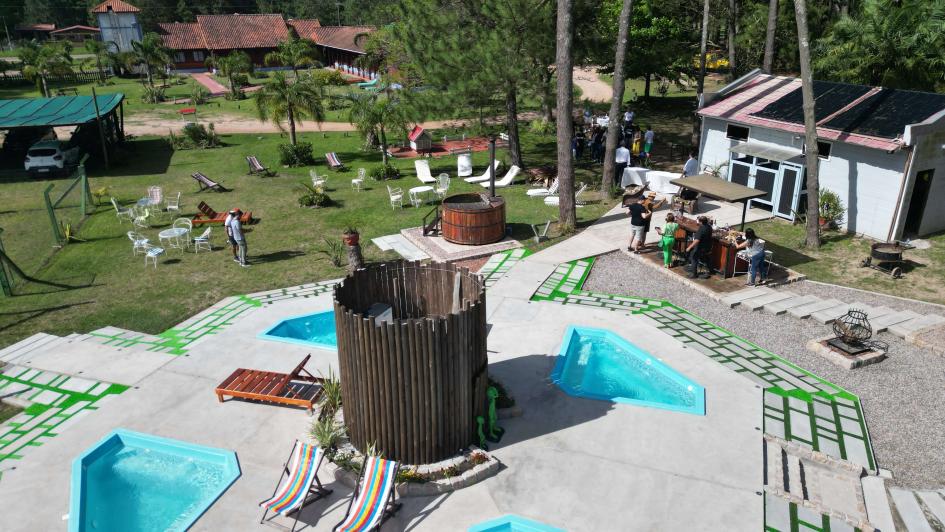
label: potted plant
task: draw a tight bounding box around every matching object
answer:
[818,188,845,229]
[342,226,359,246]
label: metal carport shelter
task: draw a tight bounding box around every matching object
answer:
[670,174,767,230]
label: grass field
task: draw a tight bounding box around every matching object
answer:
[0,403,21,424]
[0,129,617,348]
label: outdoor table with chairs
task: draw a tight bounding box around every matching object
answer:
[158,227,190,252]
[408,185,435,208]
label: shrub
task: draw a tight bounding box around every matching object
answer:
[318,367,343,415]
[190,84,210,105]
[223,88,245,101]
[369,164,401,181]
[169,123,221,150]
[141,85,165,103]
[279,142,316,167]
[320,237,344,266]
[529,118,554,136]
[819,188,845,227]
[309,417,345,453]
[297,181,332,208]
[232,73,250,87]
[308,69,347,86]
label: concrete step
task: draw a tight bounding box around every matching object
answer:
[889,487,934,532]
[742,291,796,311]
[871,310,922,333]
[86,326,164,345]
[371,234,430,261]
[764,294,822,315]
[788,298,843,319]
[812,303,855,325]
[0,333,67,364]
[862,306,897,320]
[720,286,773,308]
[861,476,896,532]
[786,452,806,500]
[887,315,945,339]
[916,491,945,527]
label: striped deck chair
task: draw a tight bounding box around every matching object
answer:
[333,456,401,532]
[326,152,346,171]
[260,441,332,531]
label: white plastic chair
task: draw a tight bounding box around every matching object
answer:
[415,160,436,184]
[193,227,212,253]
[480,165,521,188]
[408,189,423,208]
[527,178,559,197]
[165,192,181,213]
[464,160,502,183]
[352,168,365,191]
[434,174,450,199]
[132,207,150,230]
[457,153,472,177]
[545,182,589,206]
[387,185,403,210]
[310,169,326,188]
[112,198,133,223]
[127,231,149,255]
[144,245,165,268]
[173,217,193,248]
[148,186,163,206]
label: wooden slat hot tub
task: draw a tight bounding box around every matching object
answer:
[440,193,506,245]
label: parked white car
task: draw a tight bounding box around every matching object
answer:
[24,140,81,176]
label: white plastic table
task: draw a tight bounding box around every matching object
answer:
[408,185,434,208]
[158,227,189,252]
[621,166,650,188]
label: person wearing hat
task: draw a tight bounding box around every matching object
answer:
[225,209,249,267]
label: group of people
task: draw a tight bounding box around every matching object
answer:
[573,107,655,172]
[224,209,249,267]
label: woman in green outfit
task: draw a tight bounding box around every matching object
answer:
[655,213,679,268]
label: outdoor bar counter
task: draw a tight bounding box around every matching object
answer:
[673,214,746,278]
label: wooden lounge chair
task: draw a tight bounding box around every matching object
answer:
[326,152,346,171]
[191,201,253,226]
[192,172,230,192]
[215,354,324,413]
[333,456,401,532]
[247,156,276,176]
[260,441,332,532]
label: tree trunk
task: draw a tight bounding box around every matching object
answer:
[40,75,49,98]
[380,124,389,166]
[643,73,651,98]
[692,0,711,148]
[146,65,153,88]
[540,69,555,123]
[555,0,576,231]
[97,58,105,82]
[287,105,297,145]
[763,0,779,73]
[346,243,364,272]
[728,0,737,78]
[794,0,821,249]
[505,82,524,169]
[602,0,635,200]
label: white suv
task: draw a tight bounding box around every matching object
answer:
[24,140,81,177]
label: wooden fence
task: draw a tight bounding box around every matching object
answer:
[0,71,107,87]
[334,261,488,464]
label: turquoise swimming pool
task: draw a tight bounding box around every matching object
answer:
[69,429,240,532]
[551,326,705,415]
[258,310,337,350]
[469,514,565,532]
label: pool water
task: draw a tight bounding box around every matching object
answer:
[551,326,705,415]
[258,310,337,350]
[469,514,565,532]
[70,430,240,532]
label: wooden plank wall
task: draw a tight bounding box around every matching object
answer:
[334,261,488,464]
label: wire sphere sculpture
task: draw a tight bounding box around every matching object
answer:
[832,309,872,346]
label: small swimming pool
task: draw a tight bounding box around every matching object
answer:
[70,429,240,532]
[551,326,705,415]
[258,310,337,350]
[469,514,565,532]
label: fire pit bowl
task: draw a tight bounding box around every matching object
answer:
[861,242,909,278]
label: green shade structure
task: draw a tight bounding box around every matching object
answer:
[0,94,123,127]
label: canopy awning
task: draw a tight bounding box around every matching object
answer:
[671,174,767,203]
[0,94,124,128]
[729,142,802,163]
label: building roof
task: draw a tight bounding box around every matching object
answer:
[0,94,124,128]
[158,22,207,51]
[15,24,55,32]
[286,19,321,39]
[196,14,290,50]
[90,0,140,14]
[698,73,945,151]
[50,25,101,34]
[408,126,427,142]
[310,26,374,54]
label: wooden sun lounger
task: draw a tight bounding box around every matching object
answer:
[191,201,253,226]
[247,156,275,176]
[215,355,324,413]
[192,172,230,192]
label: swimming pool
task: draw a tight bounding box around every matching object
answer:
[551,326,705,415]
[69,429,240,532]
[258,310,337,350]
[469,514,565,532]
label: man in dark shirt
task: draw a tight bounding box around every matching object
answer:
[685,215,713,278]
[627,198,651,253]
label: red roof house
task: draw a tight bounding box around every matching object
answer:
[91,0,140,13]
[408,126,432,151]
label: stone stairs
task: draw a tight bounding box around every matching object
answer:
[861,475,945,531]
[720,287,945,340]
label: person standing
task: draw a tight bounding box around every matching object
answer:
[623,108,634,125]
[631,131,643,166]
[655,213,680,268]
[735,228,768,285]
[626,197,652,253]
[223,210,238,263]
[591,127,605,163]
[227,209,249,267]
[615,143,631,183]
[685,215,713,279]
[643,126,655,156]
[681,152,700,177]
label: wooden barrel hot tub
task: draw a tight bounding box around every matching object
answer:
[440,193,506,245]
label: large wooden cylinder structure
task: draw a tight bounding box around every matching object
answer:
[440,193,506,245]
[334,261,488,464]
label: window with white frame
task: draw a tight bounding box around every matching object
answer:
[174,52,185,63]
[802,140,833,160]
[193,51,205,62]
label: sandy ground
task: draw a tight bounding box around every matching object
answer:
[573,67,614,103]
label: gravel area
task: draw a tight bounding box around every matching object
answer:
[583,250,945,489]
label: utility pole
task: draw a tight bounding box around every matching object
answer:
[336,2,342,25]
[2,18,11,51]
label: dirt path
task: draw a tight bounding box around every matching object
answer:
[573,67,613,103]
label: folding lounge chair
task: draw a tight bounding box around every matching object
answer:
[191,201,253,226]
[260,441,332,532]
[192,172,230,192]
[326,152,347,171]
[247,156,275,176]
[414,159,436,184]
[480,165,521,188]
[333,456,401,532]
[215,354,324,412]
[544,183,589,206]
[527,178,559,197]
[464,160,502,183]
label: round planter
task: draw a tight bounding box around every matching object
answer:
[342,232,359,246]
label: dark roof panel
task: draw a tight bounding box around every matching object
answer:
[822,89,945,139]
[751,81,872,125]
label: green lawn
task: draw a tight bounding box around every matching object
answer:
[751,219,945,306]
[0,129,616,348]
[0,402,21,424]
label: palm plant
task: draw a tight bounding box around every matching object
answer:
[206,51,252,99]
[82,40,117,83]
[264,36,320,78]
[20,41,74,98]
[347,89,414,167]
[254,71,325,145]
[130,32,171,88]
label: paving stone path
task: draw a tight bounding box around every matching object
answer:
[765,493,865,532]
[477,248,531,288]
[529,257,879,531]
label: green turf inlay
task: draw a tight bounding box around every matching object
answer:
[479,248,531,288]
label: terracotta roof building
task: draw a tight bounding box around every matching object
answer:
[14,24,56,41]
[50,25,101,43]
[90,0,140,13]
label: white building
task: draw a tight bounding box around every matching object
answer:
[91,0,142,53]
[697,70,945,241]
